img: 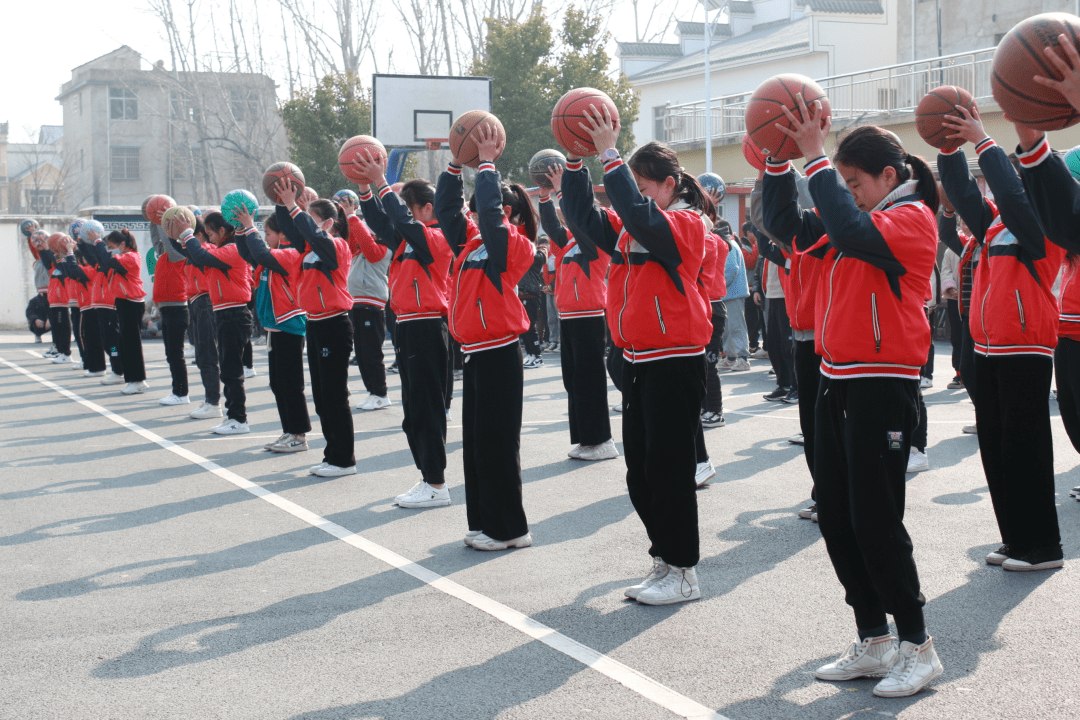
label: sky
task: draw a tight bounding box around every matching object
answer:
[0,0,707,143]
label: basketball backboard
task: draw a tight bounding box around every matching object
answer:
[372,74,493,149]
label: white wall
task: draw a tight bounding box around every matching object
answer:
[811,4,898,77]
[0,217,72,329]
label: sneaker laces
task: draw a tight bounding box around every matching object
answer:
[883,645,918,683]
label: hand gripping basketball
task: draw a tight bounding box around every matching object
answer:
[275,178,299,208]
[578,104,621,155]
[474,123,505,164]
[941,102,988,146]
[774,93,831,162]
[1034,33,1080,114]
[351,150,387,188]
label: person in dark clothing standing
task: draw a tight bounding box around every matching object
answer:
[519,239,547,368]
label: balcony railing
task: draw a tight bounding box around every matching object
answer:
[660,48,998,147]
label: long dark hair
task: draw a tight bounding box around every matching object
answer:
[468,182,538,242]
[203,212,235,243]
[628,141,709,214]
[400,179,435,210]
[309,198,349,240]
[834,126,939,214]
[105,228,137,252]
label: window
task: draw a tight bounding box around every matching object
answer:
[171,146,205,181]
[654,106,668,142]
[111,146,140,180]
[109,87,138,120]
[27,190,56,214]
[229,89,259,123]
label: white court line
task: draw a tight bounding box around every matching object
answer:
[0,355,728,720]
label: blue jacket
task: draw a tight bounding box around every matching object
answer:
[721,235,749,300]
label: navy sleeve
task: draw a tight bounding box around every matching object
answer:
[62,255,89,284]
[359,193,401,252]
[289,208,339,271]
[539,198,569,249]
[275,205,307,254]
[182,235,233,272]
[602,163,683,269]
[434,166,468,257]
[938,149,996,244]
[237,228,289,276]
[938,212,964,256]
[1020,142,1080,254]
[761,164,828,258]
[474,165,509,276]
[379,188,435,266]
[92,241,126,275]
[39,249,56,271]
[977,143,1047,259]
[560,164,620,257]
[757,234,786,267]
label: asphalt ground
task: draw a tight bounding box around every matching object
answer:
[1,332,1078,720]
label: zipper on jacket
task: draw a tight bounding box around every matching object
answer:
[475,297,487,329]
[216,279,222,299]
[413,278,421,307]
[573,278,580,302]
[1015,289,1026,332]
[979,282,991,344]
[318,286,326,310]
[617,256,631,344]
[820,255,840,363]
[654,296,667,334]
[871,292,881,353]
[282,285,295,304]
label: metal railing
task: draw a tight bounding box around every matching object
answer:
[661,48,998,147]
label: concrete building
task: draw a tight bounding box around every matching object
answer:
[0,123,65,215]
[56,46,288,212]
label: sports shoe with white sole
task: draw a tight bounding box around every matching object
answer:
[463,529,483,547]
[1069,485,1080,498]
[985,544,1010,565]
[695,460,716,487]
[701,411,725,428]
[313,464,356,478]
[44,346,59,358]
[265,433,290,450]
[244,367,257,379]
[51,354,72,364]
[811,511,818,523]
[84,370,106,378]
[750,348,769,359]
[158,394,190,406]
[610,402,624,413]
[120,381,149,395]
[1002,546,1064,572]
[189,401,223,419]
[730,358,751,372]
[470,532,532,551]
[101,373,125,386]
[919,377,932,389]
[798,503,817,520]
[906,449,929,473]
[211,418,250,435]
[636,565,700,605]
[815,634,898,681]
[357,394,392,411]
[872,637,943,697]
[624,557,670,599]
[184,346,195,359]
[763,386,789,401]
[270,434,308,453]
[567,444,583,459]
[309,462,329,474]
[575,439,619,461]
[522,354,544,369]
[788,433,805,445]
[962,424,977,434]
[396,482,451,508]
[718,357,736,370]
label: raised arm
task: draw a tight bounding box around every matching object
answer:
[378,186,436,266]
[91,241,127,275]
[284,205,340,271]
[178,231,234,272]
[274,204,307,254]
[434,164,469,257]
[474,162,510,275]
[560,161,620,257]
[348,214,388,261]
[358,191,399,251]
[538,196,569,248]
[1017,134,1080,255]
[938,210,964,256]
[761,161,827,256]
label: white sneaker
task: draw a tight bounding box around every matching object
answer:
[470,532,532,551]
[788,433,805,445]
[446,408,452,422]
[1070,485,1080,498]
[269,433,308,453]
[730,358,751,372]
[919,377,932,389]
[635,565,700,605]
[798,503,817,520]
[701,411,725,428]
[906,448,929,473]
[211,418,250,435]
[158,394,190,406]
[357,394,392,410]
[100,373,126,386]
[244,367,257,379]
[84,370,106,378]
[523,354,544,369]
[265,432,290,450]
[313,464,357,477]
[624,557,670,599]
[815,634,899,681]
[567,444,583,459]
[44,345,59,357]
[184,346,195,359]
[610,402,624,413]
[872,637,943,697]
[695,460,716,487]
[718,357,736,370]
[309,462,329,474]
[575,439,619,461]
[463,529,483,547]
[962,424,977,434]
[189,401,223,419]
[396,482,451,508]
[120,381,149,395]
[750,348,769,359]
[51,354,72,364]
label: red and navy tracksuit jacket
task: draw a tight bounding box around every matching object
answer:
[538,192,609,319]
[559,157,712,362]
[756,233,820,333]
[762,156,937,380]
[701,231,729,303]
[434,161,533,353]
[359,185,454,322]
[39,250,70,308]
[152,252,189,305]
[176,232,252,310]
[940,138,1064,359]
[91,243,146,302]
[274,205,353,321]
[235,227,306,324]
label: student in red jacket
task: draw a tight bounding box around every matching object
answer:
[274,184,357,477]
[434,124,534,551]
[538,165,617,461]
[354,155,456,508]
[172,212,253,434]
[150,223,190,406]
[92,229,148,395]
[561,109,712,606]
[80,231,125,384]
[939,105,1065,573]
[700,214,730,427]
[41,240,73,364]
[763,101,942,696]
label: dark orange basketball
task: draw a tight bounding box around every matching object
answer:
[741,134,767,171]
[300,187,319,207]
[338,135,387,183]
[263,162,306,204]
[915,86,975,150]
[47,232,67,254]
[449,110,506,168]
[551,88,620,158]
[744,74,831,161]
[992,12,1080,130]
[145,195,177,225]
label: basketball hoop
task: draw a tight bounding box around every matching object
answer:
[425,138,447,150]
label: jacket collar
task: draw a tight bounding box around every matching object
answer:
[873,180,920,212]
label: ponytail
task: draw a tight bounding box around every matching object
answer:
[629,141,709,214]
[834,125,938,213]
[906,153,940,215]
[203,212,235,243]
[468,182,537,242]
[308,198,350,240]
[105,228,138,252]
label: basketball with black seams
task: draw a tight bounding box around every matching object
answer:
[144,195,177,225]
[529,149,568,189]
[991,12,1080,130]
[551,88,620,158]
[449,110,506,168]
[741,134,767,171]
[916,86,975,150]
[263,162,306,204]
[744,74,831,161]
[338,135,387,183]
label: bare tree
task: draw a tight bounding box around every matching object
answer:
[274,0,382,85]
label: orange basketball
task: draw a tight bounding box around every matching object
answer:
[263,162,306,204]
[338,135,387,183]
[992,13,1080,130]
[551,88,620,158]
[744,74,831,161]
[449,110,506,168]
[47,233,68,254]
[915,86,975,150]
[741,134,767,171]
[144,195,177,225]
[300,187,319,207]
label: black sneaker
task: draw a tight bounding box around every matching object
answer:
[701,411,725,428]
[387,362,399,374]
[764,387,789,402]
[783,389,799,404]
[985,544,1011,565]
[1002,545,1064,572]
[946,374,963,389]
